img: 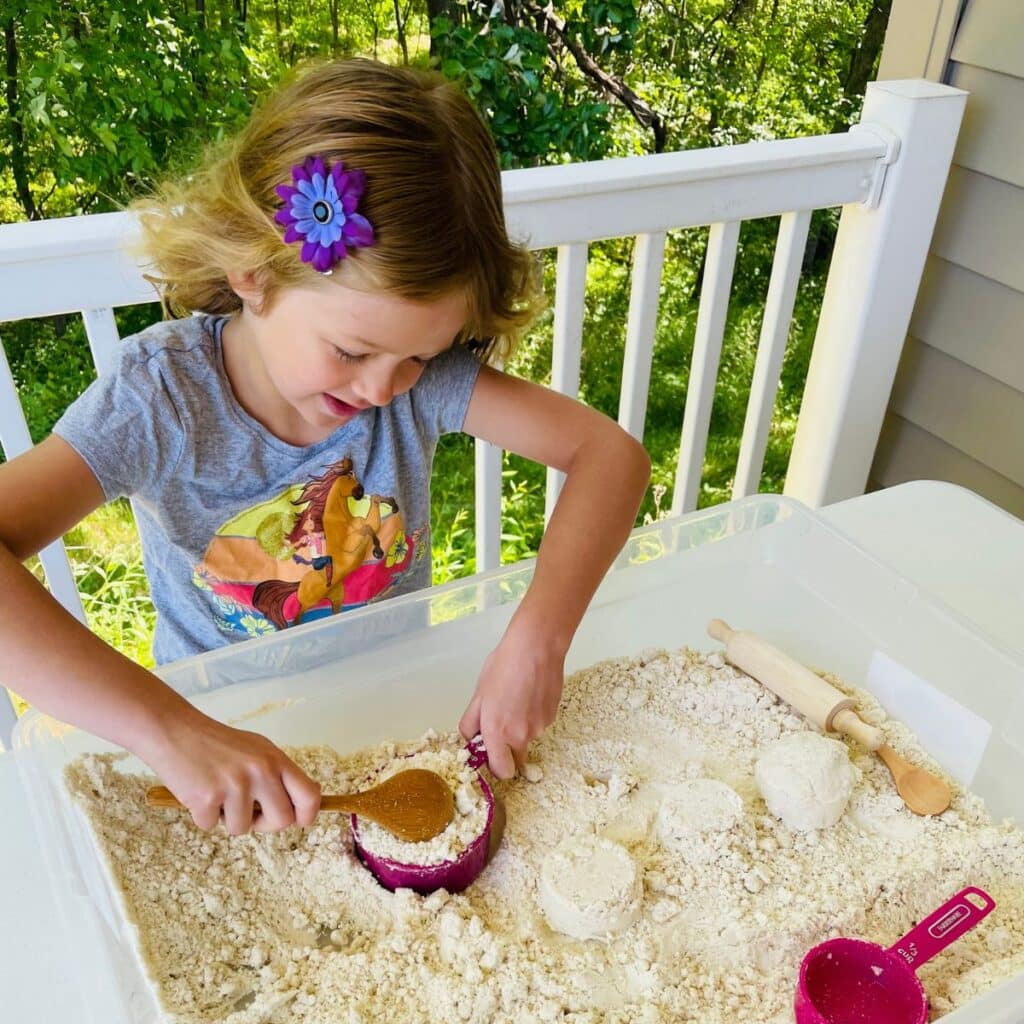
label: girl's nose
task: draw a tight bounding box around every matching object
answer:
[356,362,400,407]
[356,359,420,407]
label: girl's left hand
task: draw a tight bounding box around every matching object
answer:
[458,626,565,779]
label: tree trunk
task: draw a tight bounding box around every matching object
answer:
[393,0,409,64]
[4,18,38,221]
[838,0,894,130]
[753,0,779,86]
[367,0,384,60]
[327,0,340,53]
[426,0,460,59]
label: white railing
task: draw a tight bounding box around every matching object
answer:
[0,79,966,742]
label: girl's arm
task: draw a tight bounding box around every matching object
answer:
[0,435,320,832]
[459,366,651,777]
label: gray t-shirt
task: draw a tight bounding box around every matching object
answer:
[54,315,482,665]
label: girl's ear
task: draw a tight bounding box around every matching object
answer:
[226,270,265,309]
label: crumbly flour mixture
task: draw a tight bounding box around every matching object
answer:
[65,647,1024,1023]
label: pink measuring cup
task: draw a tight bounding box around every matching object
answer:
[351,737,494,896]
[794,886,995,1024]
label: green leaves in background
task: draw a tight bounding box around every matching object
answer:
[2,0,886,218]
[3,1,261,219]
[431,14,612,168]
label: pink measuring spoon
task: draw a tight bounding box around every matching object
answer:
[794,886,995,1024]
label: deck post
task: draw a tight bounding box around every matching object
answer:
[784,80,967,507]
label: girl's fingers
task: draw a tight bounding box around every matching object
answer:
[459,694,483,743]
[221,786,256,836]
[282,764,322,828]
[189,797,222,832]
[250,780,296,834]
[481,724,517,779]
[490,745,518,780]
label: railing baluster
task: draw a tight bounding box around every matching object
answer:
[474,439,502,573]
[672,220,741,514]
[545,243,588,524]
[0,332,32,465]
[0,332,87,624]
[0,688,14,749]
[81,307,121,376]
[619,232,667,442]
[733,210,812,499]
[0,332,19,746]
[0,331,88,747]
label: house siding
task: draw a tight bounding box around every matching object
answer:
[871,0,1024,515]
[871,414,1024,519]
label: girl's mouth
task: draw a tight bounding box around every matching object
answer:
[322,393,361,418]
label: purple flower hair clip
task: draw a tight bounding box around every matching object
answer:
[274,155,375,274]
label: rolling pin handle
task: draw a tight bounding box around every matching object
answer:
[831,708,884,752]
[707,619,735,644]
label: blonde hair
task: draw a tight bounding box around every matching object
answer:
[131,58,545,362]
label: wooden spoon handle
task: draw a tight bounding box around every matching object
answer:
[707,619,884,751]
[145,786,361,814]
[146,786,185,808]
[318,795,362,813]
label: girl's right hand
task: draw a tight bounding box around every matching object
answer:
[137,706,322,835]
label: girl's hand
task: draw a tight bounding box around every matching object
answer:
[458,626,565,779]
[137,706,322,835]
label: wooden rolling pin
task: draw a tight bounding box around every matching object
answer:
[707,619,883,750]
[707,619,952,816]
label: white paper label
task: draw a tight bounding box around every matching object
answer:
[866,650,992,786]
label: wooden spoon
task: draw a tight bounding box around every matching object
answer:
[146,768,456,842]
[876,743,952,816]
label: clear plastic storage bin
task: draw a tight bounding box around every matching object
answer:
[14,495,1024,1023]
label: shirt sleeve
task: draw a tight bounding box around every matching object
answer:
[52,340,185,502]
[408,343,485,438]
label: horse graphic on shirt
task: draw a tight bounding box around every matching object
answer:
[193,457,413,636]
[251,458,404,628]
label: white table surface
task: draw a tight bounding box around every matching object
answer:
[2,480,1022,1020]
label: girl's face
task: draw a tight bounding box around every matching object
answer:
[232,278,468,444]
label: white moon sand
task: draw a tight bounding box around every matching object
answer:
[538,833,642,941]
[755,731,855,831]
[656,778,745,842]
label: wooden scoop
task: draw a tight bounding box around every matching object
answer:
[875,745,952,816]
[707,620,952,816]
[146,768,456,842]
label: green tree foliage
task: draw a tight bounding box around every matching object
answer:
[2,1,888,216]
[2,1,257,219]
[430,13,614,167]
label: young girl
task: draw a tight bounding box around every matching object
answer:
[0,58,649,835]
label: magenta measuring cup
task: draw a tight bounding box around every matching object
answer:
[351,737,494,895]
[794,886,995,1024]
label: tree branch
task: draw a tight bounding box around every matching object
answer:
[521,0,666,152]
[4,17,38,220]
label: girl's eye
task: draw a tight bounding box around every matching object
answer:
[332,346,364,363]
[330,343,431,366]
